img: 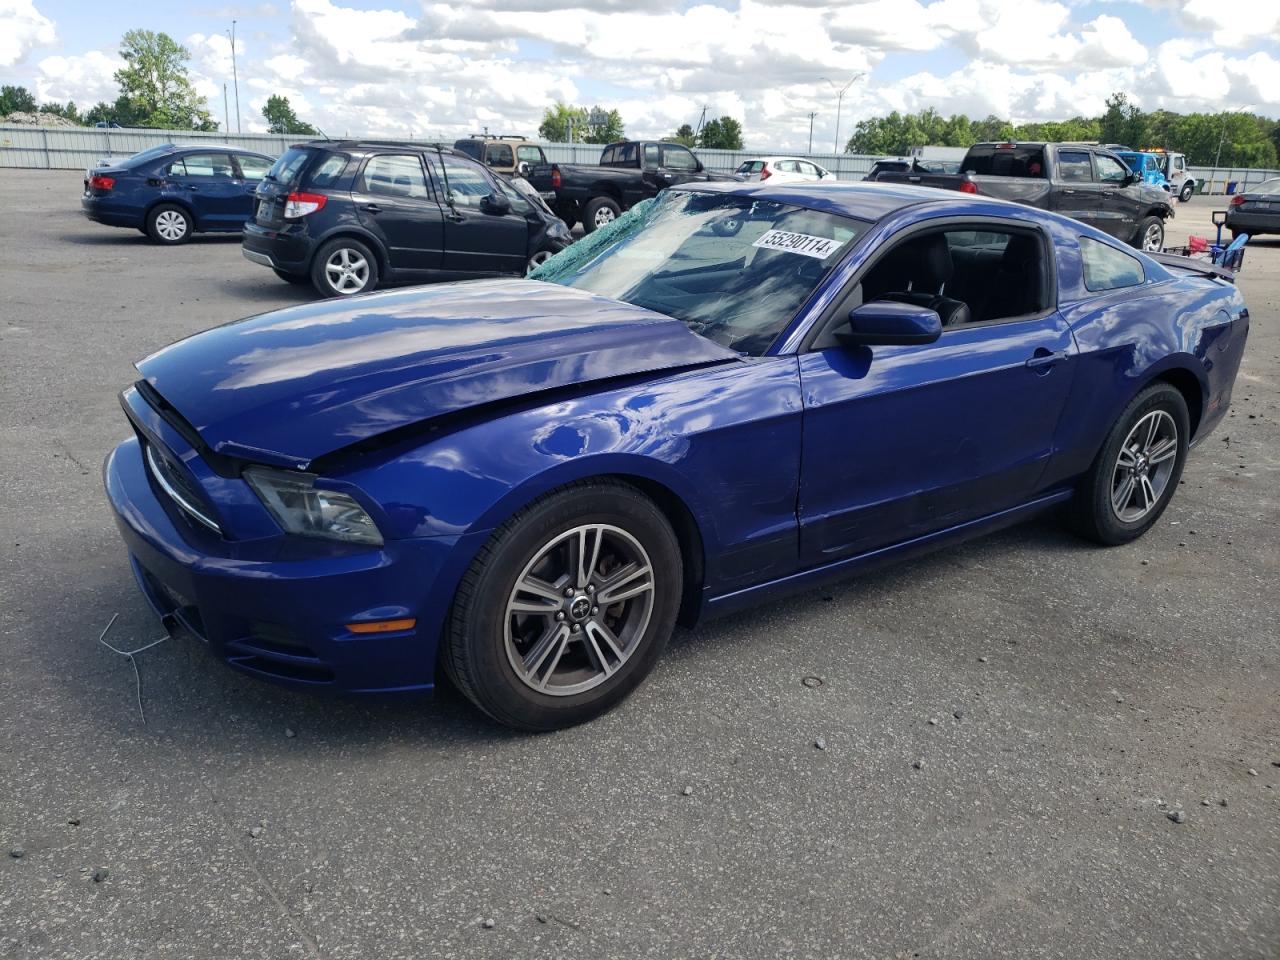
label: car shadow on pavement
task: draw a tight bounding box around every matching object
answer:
[60,231,245,246]
[50,510,1089,754]
[219,281,323,305]
[668,511,1091,658]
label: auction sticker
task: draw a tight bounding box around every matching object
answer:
[752,229,838,259]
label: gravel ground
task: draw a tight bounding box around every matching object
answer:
[1,172,1277,960]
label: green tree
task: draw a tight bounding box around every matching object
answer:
[261,94,316,135]
[582,106,624,144]
[0,85,38,115]
[539,102,586,142]
[1099,92,1146,147]
[699,116,743,150]
[84,95,147,127]
[538,102,624,143]
[672,123,697,147]
[114,29,215,130]
[39,100,81,123]
[971,114,1014,143]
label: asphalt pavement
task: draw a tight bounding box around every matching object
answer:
[1,173,1277,960]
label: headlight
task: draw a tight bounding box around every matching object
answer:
[244,467,383,546]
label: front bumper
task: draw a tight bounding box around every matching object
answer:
[103,435,457,694]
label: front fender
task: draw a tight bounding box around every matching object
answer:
[342,357,805,597]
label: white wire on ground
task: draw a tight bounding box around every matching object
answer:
[97,612,171,726]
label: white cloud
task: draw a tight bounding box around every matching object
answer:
[0,0,56,68]
[1173,0,1280,49]
[33,50,122,106]
[6,0,1280,150]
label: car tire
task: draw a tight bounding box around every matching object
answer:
[311,238,379,297]
[1134,215,1164,252]
[581,196,621,234]
[1067,382,1190,546]
[526,249,556,274]
[273,268,311,286]
[1179,182,1194,202]
[146,204,193,245]
[444,480,682,731]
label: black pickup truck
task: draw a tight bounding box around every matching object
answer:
[876,142,1175,251]
[528,140,738,233]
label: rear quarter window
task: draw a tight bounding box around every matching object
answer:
[266,147,314,185]
[304,153,350,189]
[1079,237,1145,292]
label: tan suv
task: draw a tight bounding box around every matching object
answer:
[452,136,548,178]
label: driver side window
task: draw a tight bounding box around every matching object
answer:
[662,146,698,172]
[440,156,494,208]
[845,225,1050,333]
[1094,154,1129,183]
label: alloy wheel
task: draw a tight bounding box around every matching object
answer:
[155,209,188,241]
[593,206,617,228]
[1110,410,1178,522]
[503,524,655,697]
[1142,222,1164,252]
[324,247,370,294]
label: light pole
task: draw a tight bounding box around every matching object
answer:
[807,111,817,154]
[820,73,864,154]
[229,20,241,133]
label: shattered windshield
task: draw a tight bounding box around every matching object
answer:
[531,190,865,355]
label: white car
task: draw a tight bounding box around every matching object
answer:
[733,157,834,183]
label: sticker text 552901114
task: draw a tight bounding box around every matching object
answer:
[751,229,838,260]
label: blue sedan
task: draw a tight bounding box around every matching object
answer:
[82,143,275,244]
[103,182,1249,729]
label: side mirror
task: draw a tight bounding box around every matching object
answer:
[480,192,512,215]
[695,160,705,172]
[516,161,531,177]
[837,301,942,347]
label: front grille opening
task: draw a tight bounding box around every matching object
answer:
[137,566,207,639]
[245,621,317,659]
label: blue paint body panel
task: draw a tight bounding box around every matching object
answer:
[103,183,1251,694]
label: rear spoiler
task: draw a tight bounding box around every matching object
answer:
[1148,251,1236,283]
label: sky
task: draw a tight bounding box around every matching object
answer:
[2,0,1280,150]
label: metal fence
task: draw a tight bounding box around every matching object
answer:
[0,124,878,179]
[2,125,1274,192]
[1188,166,1280,194]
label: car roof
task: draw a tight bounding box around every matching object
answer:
[172,144,271,156]
[294,139,466,158]
[672,180,1047,224]
[742,156,827,163]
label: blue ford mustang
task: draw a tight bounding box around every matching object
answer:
[104,182,1249,729]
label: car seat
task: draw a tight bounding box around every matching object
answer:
[869,234,971,326]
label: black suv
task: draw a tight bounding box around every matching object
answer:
[242,141,572,297]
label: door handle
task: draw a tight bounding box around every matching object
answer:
[1062,188,1075,194]
[1025,349,1067,370]
[445,211,465,223]
[362,202,383,213]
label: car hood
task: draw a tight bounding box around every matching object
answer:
[136,278,738,468]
